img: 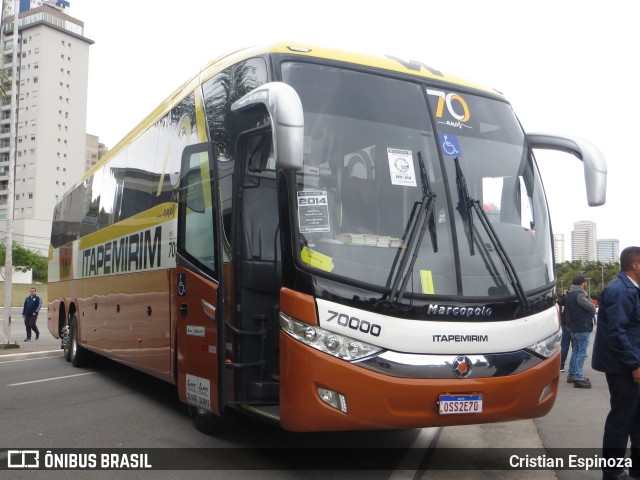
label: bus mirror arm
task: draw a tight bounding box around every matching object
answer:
[527,133,607,207]
[231,82,304,171]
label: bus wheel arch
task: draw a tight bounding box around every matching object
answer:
[57,301,67,337]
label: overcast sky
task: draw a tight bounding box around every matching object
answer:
[70,0,638,260]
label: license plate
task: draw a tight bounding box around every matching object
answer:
[439,394,483,415]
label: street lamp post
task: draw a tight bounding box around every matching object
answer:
[1,0,20,348]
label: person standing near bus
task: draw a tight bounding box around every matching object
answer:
[566,276,596,388]
[22,287,41,342]
[556,288,572,372]
[592,246,640,480]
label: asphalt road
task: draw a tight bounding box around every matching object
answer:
[0,355,434,479]
[0,330,614,480]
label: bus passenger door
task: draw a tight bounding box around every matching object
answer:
[174,142,225,422]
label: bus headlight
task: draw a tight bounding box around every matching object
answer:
[280,312,384,361]
[526,329,562,358]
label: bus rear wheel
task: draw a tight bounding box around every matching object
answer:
[188,406,222,434]
[69,314,90,367]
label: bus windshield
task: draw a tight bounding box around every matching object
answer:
[282,62,553,299]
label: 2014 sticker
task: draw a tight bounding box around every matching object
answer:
[298,190,330,233]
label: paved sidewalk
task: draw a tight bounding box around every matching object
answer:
[0,307,63,361]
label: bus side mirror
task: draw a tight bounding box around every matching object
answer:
[527,133,607,207]
[231,82,304,171]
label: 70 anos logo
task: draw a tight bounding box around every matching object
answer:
[325,310,381,337]
[426,89,470,122]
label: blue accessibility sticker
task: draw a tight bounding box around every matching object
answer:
[439,134,462,157]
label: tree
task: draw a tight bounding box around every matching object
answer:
[0,242,48,283]
[555,260,619,300]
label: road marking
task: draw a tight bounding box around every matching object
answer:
[7,372,95,386]
[0,351,64,363]
[389,427,441,480]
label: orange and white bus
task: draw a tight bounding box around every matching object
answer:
[48,42,607,433]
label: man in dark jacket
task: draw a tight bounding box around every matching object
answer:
[566,276,596,388]
[592,246,640,480]
[22,286,42,342]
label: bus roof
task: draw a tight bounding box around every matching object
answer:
[82,41,502,183]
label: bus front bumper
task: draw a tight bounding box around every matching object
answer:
[279,331,560,432]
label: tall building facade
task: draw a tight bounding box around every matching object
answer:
[85,133,107,172]
[553,234,565,263]
[597,239,620,264]
[0,1,93,253]
[571,220,598,262]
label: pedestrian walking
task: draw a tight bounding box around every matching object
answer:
[566,276,596,388]
[22,286,42,342]
[592,246,640,480]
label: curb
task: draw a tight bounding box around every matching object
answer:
[0,350,64,362]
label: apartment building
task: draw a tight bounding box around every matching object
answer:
[571,220,598,262]
[85,133,107,171]
[553,233,565,263]
[597,239,620,264]
[0,1,93,253]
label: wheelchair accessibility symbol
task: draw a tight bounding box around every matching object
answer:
[439,134,461,157]
[178,273,186,296]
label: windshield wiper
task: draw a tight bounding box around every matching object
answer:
[387,151,437,305]
[453,157,531,312]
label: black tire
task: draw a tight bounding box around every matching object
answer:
[69,314,90,367]
[189,406,222,434]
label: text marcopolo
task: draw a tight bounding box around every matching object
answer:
[425,304,493,318]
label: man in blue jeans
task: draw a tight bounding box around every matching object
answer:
[566,276,596,388]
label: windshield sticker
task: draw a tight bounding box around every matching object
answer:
[420,270,435,295]
[439,134,462,157]
[387,148,417,187]
[298,191,330,233]
[426,89,472,130]
[301,246,334,272]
